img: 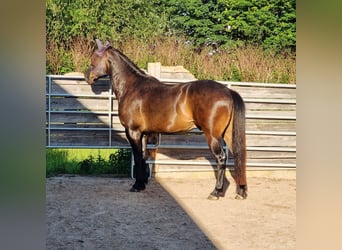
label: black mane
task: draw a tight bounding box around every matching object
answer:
[109,47,147,77]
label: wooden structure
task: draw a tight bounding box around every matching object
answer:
[46,67,296,177]
[147,62,196,80]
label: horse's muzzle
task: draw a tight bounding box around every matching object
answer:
[84,68,95,85]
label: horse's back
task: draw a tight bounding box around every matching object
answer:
[187,80,234,106]
[188,79,229,90]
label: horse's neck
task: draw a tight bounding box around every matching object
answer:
[111,65,144,102]
[110,73,129,102]
[108,50,150,101]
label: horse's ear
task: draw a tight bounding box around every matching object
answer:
[95,39,111,56]
[104,41,111,48]
[95,39,104,50]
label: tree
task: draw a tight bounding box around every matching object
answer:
[46,0,166,45]
[161,0,296,52]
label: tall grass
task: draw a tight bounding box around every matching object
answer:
[46,36,296,83]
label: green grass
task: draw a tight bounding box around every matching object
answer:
[46,148,131,177]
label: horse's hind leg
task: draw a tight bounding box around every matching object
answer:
[205,135,229,200]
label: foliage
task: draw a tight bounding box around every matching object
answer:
[46,148,131,177]
[78,149,131,176]
[46,149,70,175]
[46,0,295,52]
[109,149,132,176]
[162,0,295,52]
[46,0,166,46]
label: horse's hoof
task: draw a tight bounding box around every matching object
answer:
[130,187,143,192]
[235,194,246,200]
[207,194,220,200]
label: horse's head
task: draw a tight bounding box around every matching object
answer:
[84,39,111,84]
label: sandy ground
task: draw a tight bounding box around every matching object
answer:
[46,175,296,249]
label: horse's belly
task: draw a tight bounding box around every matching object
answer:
[164,119,196,133]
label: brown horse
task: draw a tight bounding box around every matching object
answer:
[85,39,247,199]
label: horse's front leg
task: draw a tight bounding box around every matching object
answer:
[125,129,146,192]
[141,134,150,184]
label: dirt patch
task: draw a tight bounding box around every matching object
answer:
[46,175,295,249]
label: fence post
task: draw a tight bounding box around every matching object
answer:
[147,62,161,78]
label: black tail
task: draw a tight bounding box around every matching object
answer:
[231,90,247,184]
